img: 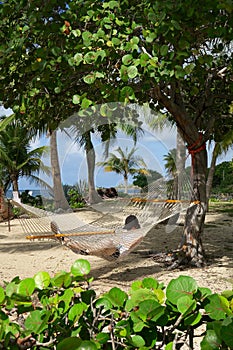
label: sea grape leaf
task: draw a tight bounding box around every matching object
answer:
[51,271,72,288]
[0,287,5,303]
[17,278,35,296]
[200,329,221,350]
[129,335,145,348]
[25,310,50,333]
[177,295,196,316]
[34,271,50,290]
[166,276,197,305]
[68,303,87,322]
[106,287,127,307]
[204,294,230,320]
[142,277,159,290]
[221,318,233,348]
[71,259,90,276]
[57,337,82,350]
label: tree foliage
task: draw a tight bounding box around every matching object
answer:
[0,259,233,349]
[0,0,232,265]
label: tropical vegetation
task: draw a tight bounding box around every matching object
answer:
[0,0,232,266]
[0,259,233,349]
[97,146,149,193]
[0,116,50,198]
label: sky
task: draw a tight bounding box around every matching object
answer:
[1,105,232,192]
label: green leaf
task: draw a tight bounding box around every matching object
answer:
[5,282,17,297]
[142,277,159,290]
[73,94,80,104]
[68,303,87,322]
[106,287,127,307]
[171,20,181,30]
[72,29,81,37]
[129,335,145,347]
[175,65,186,78]
[34,271,50,290]
[84,51,97,64]
[120,65,128,82]
[204,294,230,320]
[71,259,90,276]
[51,271,72,288]
[73,53,83,66]
[177,296,196,316]
[54,87,61,94]
[130,312,145,332]
[83,73,96,84]
[25,310,50,333]
[122,54,133,66]
[59,289,74,312]
[184,311,202,326]
[200,330,221,350]
[77,340,98,350]
[57,337,81,350]
[221,319,233,348]
[127,65,138,79]
[95,297,112,310]
[160,45,169,56]
[82,31,92,46]
[140,53,150,67]
[112,37,121,46]
[96,332,110,344]
[0,287,5,303]
[17,278,35,296]
[81,97,92,109]
[120,86,135,102]
[166,276,197,305]
[109,1,119,9]
[165,342,173,350]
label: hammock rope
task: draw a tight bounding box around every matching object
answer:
[13,177,192,260]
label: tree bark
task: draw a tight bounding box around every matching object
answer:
[153,87,208,266]
[176,130,186,200]
[50,130,70,211]
[178,146,207,267]
[84,131,102,204]
[206,142,218,210]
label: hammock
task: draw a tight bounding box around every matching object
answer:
[13,177,192,261]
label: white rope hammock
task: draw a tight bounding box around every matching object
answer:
[13,177,192,260]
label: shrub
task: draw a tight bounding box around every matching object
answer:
[0,260,232,349]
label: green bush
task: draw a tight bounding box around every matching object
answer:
[0,260,232,349]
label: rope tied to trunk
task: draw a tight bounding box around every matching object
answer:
[188,133,206,156]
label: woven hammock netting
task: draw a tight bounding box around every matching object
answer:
[14,172,192,261]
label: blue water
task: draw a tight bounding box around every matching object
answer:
[6,187,140,198]
[6,189,45,198]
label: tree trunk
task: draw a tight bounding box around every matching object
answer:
[206,142,219,211]
[50,130,70,211]
[124,175,128,194]
[178,147,207,267]
[11,173,21,202]
[176,130,186,200]
[84,131,102,204]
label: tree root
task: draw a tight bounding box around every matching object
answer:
[151,249,206,269]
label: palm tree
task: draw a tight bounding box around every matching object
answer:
[0,116,50,201]
[164,148,178,198]
[97,146,149,193]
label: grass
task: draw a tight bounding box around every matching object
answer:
[209,200,233,216]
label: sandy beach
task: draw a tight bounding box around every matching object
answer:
[0,205,232,297]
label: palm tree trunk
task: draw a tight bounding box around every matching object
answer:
[50,130,70,210]
[84,131,102,204]
[11,173,21,202]
[176,130,186,200]
[124,175,128,194]
[206,142,219,211]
